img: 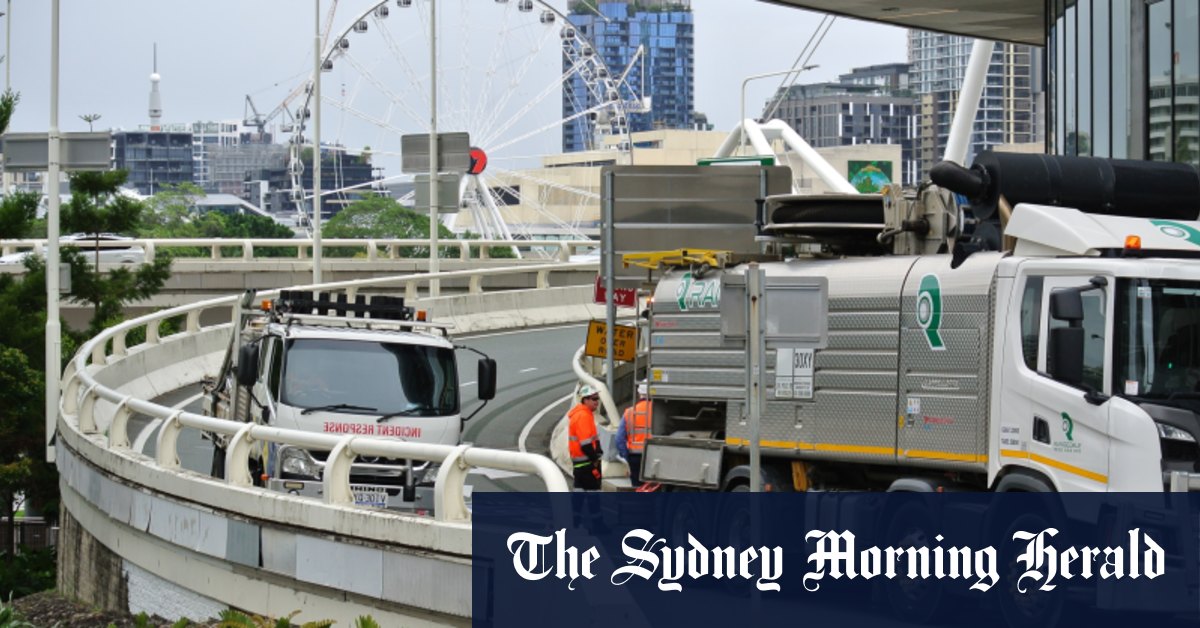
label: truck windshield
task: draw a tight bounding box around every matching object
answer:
[1114,279,1200,400]
[280,338,458,416]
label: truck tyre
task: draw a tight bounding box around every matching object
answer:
[884,502,945,623]
[211,445,226,480]
[998,511,1063,628]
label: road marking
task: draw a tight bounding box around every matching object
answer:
[461,381,476,387]
[135,392,203,454]
[520,393,573,453]
[519,367,538,374]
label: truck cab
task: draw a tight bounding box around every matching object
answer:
[206,291,496,510]
[990,208,1200,492]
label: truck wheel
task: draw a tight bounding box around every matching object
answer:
[998,512,1063,628]
[210,445,226,480]
[884,502,944,623]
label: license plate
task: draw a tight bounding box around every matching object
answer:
[351,486,388,508]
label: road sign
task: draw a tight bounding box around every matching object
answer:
[401,132,471,174]
[584,320,637,362]
[413,173,461,213]
[3,132,113,172]
[593,275,637,308]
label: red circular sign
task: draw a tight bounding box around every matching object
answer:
[468,146,488,175]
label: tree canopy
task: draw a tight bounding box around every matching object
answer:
[324,194,515,258]
[140,183,297,257]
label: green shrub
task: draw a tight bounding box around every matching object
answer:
[0,593,34,628]
[0,548,56,600]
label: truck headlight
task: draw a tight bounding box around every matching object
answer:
[279,447,323,479]
[1156,422,1196,443]
[417,462,441,485]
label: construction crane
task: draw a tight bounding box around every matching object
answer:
[242,0,342,136]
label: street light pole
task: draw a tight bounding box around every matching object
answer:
[46,0,61,462]
[739,64,818,155]
[312,0,323,284]
[5,0,11,90]
[428,0,440,297]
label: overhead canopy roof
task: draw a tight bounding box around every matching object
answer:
[759,0,1045,46]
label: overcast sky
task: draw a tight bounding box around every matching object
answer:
[4,1,906,147]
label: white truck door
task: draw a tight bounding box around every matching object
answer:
[1005,274,1112,491]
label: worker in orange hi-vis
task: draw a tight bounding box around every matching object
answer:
[617,382,651,487]
[567,385,603,491]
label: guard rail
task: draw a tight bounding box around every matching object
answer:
[60,263,593,521]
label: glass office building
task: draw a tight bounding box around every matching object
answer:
[563,0,694,152]
[1049,0,1199,167]
[909,32,1041,178]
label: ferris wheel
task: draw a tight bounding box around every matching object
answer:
[284,0,645,245]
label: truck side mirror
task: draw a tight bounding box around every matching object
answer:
[236,344,259,388]
[478,358,497,401]
[1049,327,1084,386]
[1050,289,1084,322]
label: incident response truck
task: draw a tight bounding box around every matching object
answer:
[203,290,496,510]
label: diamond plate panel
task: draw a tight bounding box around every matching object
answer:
[900,372,982,396]
[814,371,899,391]
[894,257,998,468]
[829,296,902,312]
[828,311,900,331]
[652,349,746,368]
[827,331,901,351]
[651,332,727,349]
[653,367,745,387]
[726,390,898,462]
[817,351,899,370]
[899,329,985,371]
[651,314,722,331]
[652,384,744,400]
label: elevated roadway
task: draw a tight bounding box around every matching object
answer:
[0,237,596,327]
[54,261,602,624]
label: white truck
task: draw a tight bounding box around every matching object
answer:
[203,290,496,510]
[637,152,1200,494]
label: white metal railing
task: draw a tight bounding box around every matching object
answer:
[0,237,595,264]
[61,263,591,522]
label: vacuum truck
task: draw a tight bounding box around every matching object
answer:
[635,152,1200,494]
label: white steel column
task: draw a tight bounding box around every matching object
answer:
[46,0,61,462]
[428,0,440,297]
[944,39,996,166]
[312,0,323,284]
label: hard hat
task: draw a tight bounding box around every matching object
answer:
[579,384,599,398]
[637,382,648,395]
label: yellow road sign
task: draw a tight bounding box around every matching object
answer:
[585,320,637,362]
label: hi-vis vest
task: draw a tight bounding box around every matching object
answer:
[623,400,651,453]
[568,404,598,464]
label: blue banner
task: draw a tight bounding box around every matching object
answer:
[472,492,1199,628]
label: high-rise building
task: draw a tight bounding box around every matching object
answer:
[208,143,288,199]
[908,31,1041,178]
[190,121,243,191]
[112,130,195,196]
[562,0,694,152]
[250,146,376,219]
[769,64,919,185]
[188,120,281,195]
